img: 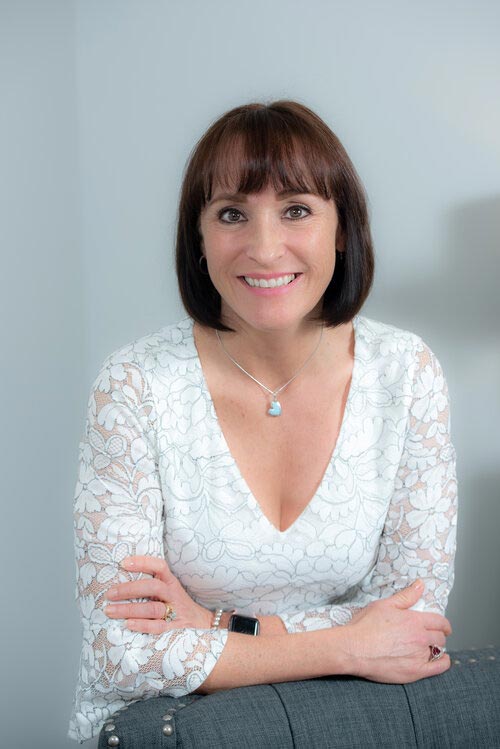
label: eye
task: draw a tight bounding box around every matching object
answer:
[217,204,311,223]
[285,205,311,220]
[218,208,244,223]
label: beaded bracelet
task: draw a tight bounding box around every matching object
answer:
[211,608,223,629]
[211,608,236,629]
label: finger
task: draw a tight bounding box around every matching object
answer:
[121,555,172,582]
[419,612,452,635]
[106,578,170,601]
[126,618,177,635]
[105,601,169,620]
[425,630,447,648]
[426,652,451,676]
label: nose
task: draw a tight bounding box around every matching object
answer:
[244,215,285,266]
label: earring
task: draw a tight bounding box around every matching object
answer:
[336,249,345,261]
[198,255,209,275]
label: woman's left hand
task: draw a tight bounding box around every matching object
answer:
[104,555,213,634]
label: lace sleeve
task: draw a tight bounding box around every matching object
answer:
[69,359,228,742]
[280,342,458,634]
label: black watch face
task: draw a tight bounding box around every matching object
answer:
[229,614,260,635]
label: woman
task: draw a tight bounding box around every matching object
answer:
[68,100,457,742]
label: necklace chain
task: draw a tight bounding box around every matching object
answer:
[215,325,324,401]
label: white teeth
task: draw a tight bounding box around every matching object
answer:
[244,274,296,288]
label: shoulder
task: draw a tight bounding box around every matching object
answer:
[101,316,194,367]
[355,313,423,354]
[355,314,444,371]
[354,314,451,404]
[90,316,196,396]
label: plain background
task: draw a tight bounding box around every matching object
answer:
[1,1,499,746]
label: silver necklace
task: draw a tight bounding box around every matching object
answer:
[215,325,324,416]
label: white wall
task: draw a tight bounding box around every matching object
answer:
[0,1,85,747]
[2,0,499,746]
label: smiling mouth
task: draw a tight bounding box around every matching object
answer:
[240,273,301,288]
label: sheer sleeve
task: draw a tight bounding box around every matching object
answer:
[69,358,228,742]
[280,342,458,634]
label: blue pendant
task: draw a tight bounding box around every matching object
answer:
[268,400,282,416]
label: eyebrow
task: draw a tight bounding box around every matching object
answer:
[208,188,312,205]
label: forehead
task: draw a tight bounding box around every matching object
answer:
[204,134,325,203]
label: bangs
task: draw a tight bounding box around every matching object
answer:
[199,110,337,205]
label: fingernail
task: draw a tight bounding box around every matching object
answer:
[106,587,117,598]
[104,605,116,614]
[121,559,135,569]
[412,579,423,589]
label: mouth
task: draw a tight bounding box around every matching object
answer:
[239,273,302,288]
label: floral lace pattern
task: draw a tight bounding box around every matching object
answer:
[69,314,457,741]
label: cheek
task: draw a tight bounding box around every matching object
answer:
[310,235,336,270]
[305,224,334,248]
[205,238,240,269]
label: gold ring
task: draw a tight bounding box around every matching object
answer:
[164,603,177,622]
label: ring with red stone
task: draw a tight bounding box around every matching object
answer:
[429,645,445,662]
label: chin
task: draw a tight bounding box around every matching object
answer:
[234,311,311,334]
[221,296,323,333]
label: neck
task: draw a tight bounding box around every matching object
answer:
[222,323,322,382]
[213,305,353,389]
[193,315,354,402]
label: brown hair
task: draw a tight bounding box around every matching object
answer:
[175,99,374,331]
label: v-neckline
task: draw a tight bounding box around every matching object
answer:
[188,315,361,536]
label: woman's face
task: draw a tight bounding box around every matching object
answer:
[198,182,343,333]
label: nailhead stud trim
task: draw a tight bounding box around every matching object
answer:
[453,651,498,665]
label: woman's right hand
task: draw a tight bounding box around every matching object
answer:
[342,579,452,684]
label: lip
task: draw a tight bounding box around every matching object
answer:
[237,273,303,295]
[238,272,302,280]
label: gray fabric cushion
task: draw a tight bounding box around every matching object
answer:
[98,646,500,748]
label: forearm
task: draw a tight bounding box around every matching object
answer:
[193,625,351,694]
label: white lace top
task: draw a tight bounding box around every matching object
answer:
[68,314,458,742]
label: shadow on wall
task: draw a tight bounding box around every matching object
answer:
[442,195,500,648]
[441,194,500,338]
[450,468,500,649]
[374,195,500,650]
[378,194,500,340]
[444,196,500,647]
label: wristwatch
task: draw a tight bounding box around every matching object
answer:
[228,613,260,635]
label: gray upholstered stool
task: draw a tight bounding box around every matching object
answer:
[98,645,500,748]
